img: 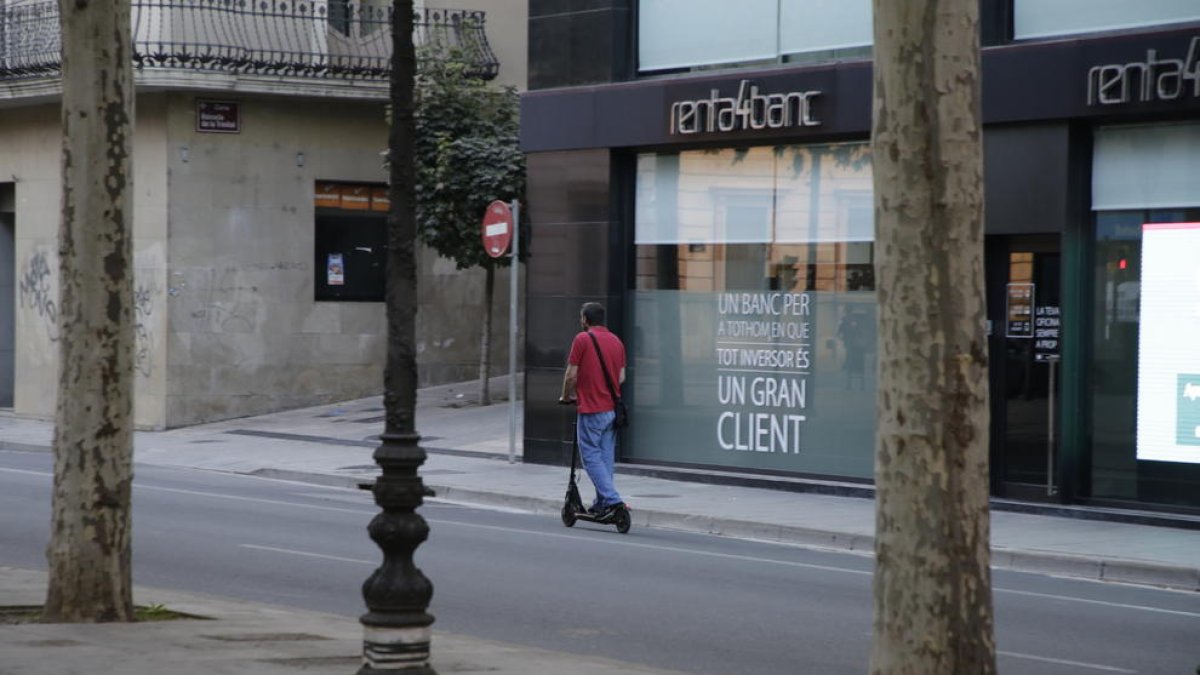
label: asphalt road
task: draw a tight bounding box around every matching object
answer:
[1,448,1197,674]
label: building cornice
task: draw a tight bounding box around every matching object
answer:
[0,69,388,108]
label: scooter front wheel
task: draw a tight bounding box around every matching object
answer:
[613,507,631,534]
[561,503,578,527]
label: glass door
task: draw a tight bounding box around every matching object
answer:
[988,235,1062,499]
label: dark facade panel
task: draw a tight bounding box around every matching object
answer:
[525,290,624,360]
[979,0,1013,46]
[530,0,627,19]
[521,90,600,153]
[528,2,632,90]
[528,13,578,90]
[525,367,576,435]
[527,295,600,368]
[982,41,1082,122]
[983,123,1071,234]
[526,223,614,298]
[592,85,670,148]
[525,436,575,466]
[526,150,612,224]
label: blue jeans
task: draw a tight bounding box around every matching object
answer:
[577,411,621,509]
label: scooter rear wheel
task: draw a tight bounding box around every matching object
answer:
[613,507,631,534]
[561,504,577,527]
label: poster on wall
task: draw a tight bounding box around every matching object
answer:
[714,292,812,454]
[327,253,345,286]
[1005,283,1035,338]
[629,289,876,479]
[1137,222,1200,464]
[1033,305,1061,362]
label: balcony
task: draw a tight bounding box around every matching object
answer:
[0,1,498,97]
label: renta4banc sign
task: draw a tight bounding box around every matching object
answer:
[669,80,822,135]
[1087,36,1200,106]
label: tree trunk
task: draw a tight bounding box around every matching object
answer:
[479,263,494,406]
[869,1,996,673]
[43,0,136,623]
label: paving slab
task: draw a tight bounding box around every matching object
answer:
[0,566,685,675]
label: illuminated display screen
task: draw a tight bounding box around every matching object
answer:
[1136,222,1200,464]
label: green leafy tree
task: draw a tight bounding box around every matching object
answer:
[413,49,525,405]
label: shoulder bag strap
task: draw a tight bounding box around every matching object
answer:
[586,331,621,404]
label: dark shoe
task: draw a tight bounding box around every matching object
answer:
[595,502,626,522]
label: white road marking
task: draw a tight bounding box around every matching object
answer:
[997,650,1137,673]
[0,467,50,478]
[859,633,1137,674]
[994,587,1200,619]
[135,483,374,516]
[426,497,530,514]
[0,468,376,516]
[239,544,374,566]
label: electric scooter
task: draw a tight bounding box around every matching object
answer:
[558,401,632,534]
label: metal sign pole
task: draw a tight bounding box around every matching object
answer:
[508,201,520,464]
[1046,354,1059,496]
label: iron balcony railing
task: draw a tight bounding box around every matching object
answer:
[0,1,498,82]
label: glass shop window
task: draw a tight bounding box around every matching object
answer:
[1014,0,1200,40]
[629,142,878,479]
[638,0,871,73]
[314,181,389,302]
[1088,123,1200,509]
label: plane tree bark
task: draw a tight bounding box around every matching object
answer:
[869,1,996,672]
[43,0,137,623]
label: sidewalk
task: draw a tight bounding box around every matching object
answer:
[2,375,1199,593]
[0,566,685,675]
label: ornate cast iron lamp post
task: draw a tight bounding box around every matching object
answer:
[359,1,434,672]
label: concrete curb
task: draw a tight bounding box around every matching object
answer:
[248,467,370,490]
[256,468,1200,593]
[993,548,1200,591]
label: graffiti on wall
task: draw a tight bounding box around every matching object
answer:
[19,250,157,376]
[172,264,294,334]
[190,303,255,333]
[18,251,60,342]
[134,284,154,377]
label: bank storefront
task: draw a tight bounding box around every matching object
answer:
[521,4,1200,515]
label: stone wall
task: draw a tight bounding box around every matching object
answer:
[162,94,389,426]
[0,98,170,428]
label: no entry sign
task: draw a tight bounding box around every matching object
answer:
[481,201,514,258]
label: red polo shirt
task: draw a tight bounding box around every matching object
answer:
[568,327,626,414]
